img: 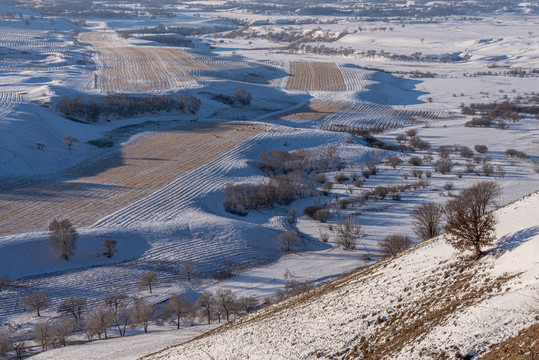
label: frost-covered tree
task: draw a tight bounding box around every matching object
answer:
[163,293,192,329]
[58,296,87,328]
[278,230,299,252]
[195,292,215,325]
[216,289,236,322]
[180,261,198,283]
[21,291,51,317]
[130,298,155,334]
[139,271,157,293]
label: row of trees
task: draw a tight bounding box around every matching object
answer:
[58,94,201,123]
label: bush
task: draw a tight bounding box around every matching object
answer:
[411,169,423,178]
[443,182,454,191]
[465,117,492,127]
[459,146,474,158]
[425,171,432,178]
[505,149,527,159]
[435,161,452,174]
[322,181,334,195]
[313,209,330,223]
[385,156,403,169]
[335,173,350,183]
[379,235,412,257]
[409,136,430,150]
[316,173,327,183]
[405,129,417,137]
[474,144,488,153]
[354,179,363,188]
[304,205,321,219]
[408,156,423,166]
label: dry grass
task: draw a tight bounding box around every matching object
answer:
[0,123,262,236]
[286,61,346,91]
[271,100,351,121]
[480,324,539,360]
[80,32,209,93]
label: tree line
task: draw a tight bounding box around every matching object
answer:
[58,94,201,123]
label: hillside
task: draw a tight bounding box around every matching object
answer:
[145,191,539,360]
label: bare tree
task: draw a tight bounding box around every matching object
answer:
[195,292,215,325]
[139,271,157,293]
[101,238,118,258]
[215,289,236,322]
[62,134,79,150]
[34,322,53,352]
[50,317,73,347]
[379,235,413,257]
[0,328,11,357]
[162,293,192,329]
[445,181,501,259]
[410,203,444,241]
[58,296,87,328]
[21,291,51,317]
[0,276,11,292]
[278,230,299,252]
[234,296,258,316]
[102,293,131,337]
[48,219,78,260]
[85,306,113,340]
[180,261,198,283]
[130,298,155,334]
[336,216,361,250]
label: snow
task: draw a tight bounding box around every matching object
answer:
[0,2,538,358]
[146,192,539,360]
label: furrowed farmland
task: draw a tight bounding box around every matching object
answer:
[0,122,262,236]
[285,61,346,91]
[81,32,209,93]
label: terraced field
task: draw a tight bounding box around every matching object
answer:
[80,32,209,93]
[0,91,22,119]
[285,61,346,91]
[320,102,453,132]
[0,122,262,236]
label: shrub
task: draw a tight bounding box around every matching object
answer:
[474,144,488,153]
[505,149,527,159]
[408,156,423,166]
[405,129,418,137]
[385,156,403,169]
[322,181,334,195]
[459,146,474,158]
[313,209,330,223]
[354,179,363,188]
[304,205,321,219]
[379,235,412,257]
[335,173,350,183]
[425,171,432,178]
[465,117,492,127]
[316,173,327,183]
[435,161,452,174]
[411,169,423,178]
[409,136,430,150]
[482,163,494,176]
[443,182,454,191]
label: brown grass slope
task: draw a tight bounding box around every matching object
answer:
[144,192,539,360]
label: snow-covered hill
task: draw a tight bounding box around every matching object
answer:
[145,191,539,360]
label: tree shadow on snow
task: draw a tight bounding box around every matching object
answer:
[491,226,539,258]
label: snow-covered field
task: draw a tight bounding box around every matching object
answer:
[0,1,538,358]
